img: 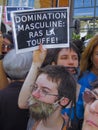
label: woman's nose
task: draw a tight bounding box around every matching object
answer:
[68,58,74,65]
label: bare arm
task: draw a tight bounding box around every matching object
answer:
[18,44,47,109]
[0,60,9,89]
[0,33,9,89]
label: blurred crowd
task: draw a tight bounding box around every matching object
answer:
[0,20,98,130]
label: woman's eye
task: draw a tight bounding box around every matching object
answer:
[95,53,98,56]
[72,56,78,60]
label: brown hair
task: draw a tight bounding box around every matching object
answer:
[80,34,98,76]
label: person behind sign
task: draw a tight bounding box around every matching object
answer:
[41,42,84,129]
[0,30,15,89]
[26,65,77,130]
[2,31,14,55]
[18,43,80,107]
[0,31,9,89]
[18,42,82,129]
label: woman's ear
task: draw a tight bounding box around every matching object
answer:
[60,97,69,107]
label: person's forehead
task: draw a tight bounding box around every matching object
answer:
[36,73,58,90]
[58,48,78,55]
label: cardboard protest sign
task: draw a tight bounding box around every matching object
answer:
[5,6,33,23]
[11,7,69,53]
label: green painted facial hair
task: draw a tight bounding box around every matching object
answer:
[28,95,59,121]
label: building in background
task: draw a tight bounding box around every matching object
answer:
[73,0,98,37]
[0,0,34,7]
[7,0,34,7]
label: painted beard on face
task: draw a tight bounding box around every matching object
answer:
[28,96,59,121]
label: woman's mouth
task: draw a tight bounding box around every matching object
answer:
[86,120,98,128]
[67,68,76,74]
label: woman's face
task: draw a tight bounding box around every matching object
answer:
[92,45,98,70]
[56,48,79,74]
[82,88,98,130]
[57,48,78,67]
